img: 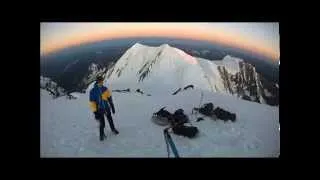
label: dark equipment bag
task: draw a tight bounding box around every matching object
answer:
[172,125,199,138]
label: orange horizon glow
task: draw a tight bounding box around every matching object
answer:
[41,23,279,61]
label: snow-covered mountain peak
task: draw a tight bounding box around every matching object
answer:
[105,44,278,106]
[130,43,172,55]
[160,43,171,49]
[128,43,147,53]
[106,43,210,93]
[218,55,244,75]
[132,42,144,48]
[222,55,244,63]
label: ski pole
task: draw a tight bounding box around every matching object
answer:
[164,128,180,158]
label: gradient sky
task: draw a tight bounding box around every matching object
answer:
[40,23,279,61]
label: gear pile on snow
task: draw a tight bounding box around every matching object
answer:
[152,107,199,138]
[194,102,236,122]
[172,109,189,125]
[152,107,172,126]
[66,94,77,100]
[136,89,144,94]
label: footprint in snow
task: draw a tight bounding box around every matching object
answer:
[245,138,261,150]
[79,147,84,152]
[60,139,65,145]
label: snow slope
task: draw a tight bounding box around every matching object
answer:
[40,85,279,157]
[197,58,225,92]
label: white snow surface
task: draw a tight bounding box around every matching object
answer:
[41,85,279,157]
[70,92,81,98]
[197,58,225,93]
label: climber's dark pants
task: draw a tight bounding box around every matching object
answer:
[96,109,116,137]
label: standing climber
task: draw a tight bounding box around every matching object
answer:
[89,76,119,141]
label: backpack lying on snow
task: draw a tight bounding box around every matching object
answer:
[172,109,189,125]
[198,103,214,116]
[152,107,173,126]
[152,107,190,126]
[194,103,236,122]
[171,109,198,138]
[213,107,236,122]
[153,107,199,138]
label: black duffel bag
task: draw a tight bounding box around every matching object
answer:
[199,103,214,116]
[172,125,199,138]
